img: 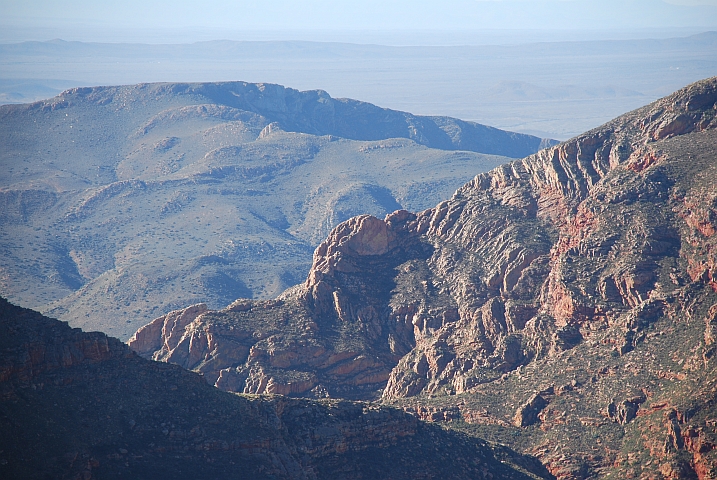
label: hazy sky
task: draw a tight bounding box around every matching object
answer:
[2,0,717,43]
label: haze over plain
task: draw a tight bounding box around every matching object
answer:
[2,0,717,139]
[4,0,717,38]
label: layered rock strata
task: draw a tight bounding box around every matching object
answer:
[132,77,717,396]
[130,78,717,477]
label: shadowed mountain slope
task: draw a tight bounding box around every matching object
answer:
[130,77,717,478]
[0,297,553,480]
[0,81,553,338]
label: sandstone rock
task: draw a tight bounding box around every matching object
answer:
[135,78,717,405]
[705,304,717,346]
[127,303,208,358]
[403,404,460,422]
[126,78,717,478]
[513,393,549,427]
[607,398,642,425]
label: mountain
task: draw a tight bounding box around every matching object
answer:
[0,297,553,479]
[130,77,717,478]
[0,81,553,339]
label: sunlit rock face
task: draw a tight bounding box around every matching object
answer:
[131,78,717,479]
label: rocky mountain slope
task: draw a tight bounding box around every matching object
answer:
[130,77,717,478]
[0,81,554,339]
[0,297,553,480]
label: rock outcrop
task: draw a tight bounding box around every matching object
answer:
[127,303,208,359]
[513,393,548,427]
[128,214,427,399]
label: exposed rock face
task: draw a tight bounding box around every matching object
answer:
[606,391,646,425]
[128,213,428,399]
[378,76,717,400]
[0,297,554,480]
[131,77,717,478]
[513,393,548,427]
[127,303,208,360]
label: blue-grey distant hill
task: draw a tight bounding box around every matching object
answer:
[3,32,715,139]
[68,82,557,157]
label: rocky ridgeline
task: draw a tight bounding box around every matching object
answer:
[0,297,553,479]
[0,303,127,384]
[379,76,717,399]
[128,77,717,478]
[130,78,717,390]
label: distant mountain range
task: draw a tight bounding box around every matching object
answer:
[2,32,716,138]
[0,81,553,339]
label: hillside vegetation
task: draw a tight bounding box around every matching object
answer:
[0,82,552,338]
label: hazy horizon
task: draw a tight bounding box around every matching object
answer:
[2,26,716,47]
[3,0,717,45]
[2,0,716,139]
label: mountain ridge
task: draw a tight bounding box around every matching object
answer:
[0,296,554,479]
[1,80,551,338]
[42,81,557,157]
[130,77,717,478]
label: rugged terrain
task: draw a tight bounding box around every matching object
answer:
[131,78,717,478]
[0,297,553,480]
[0,81,553,338]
